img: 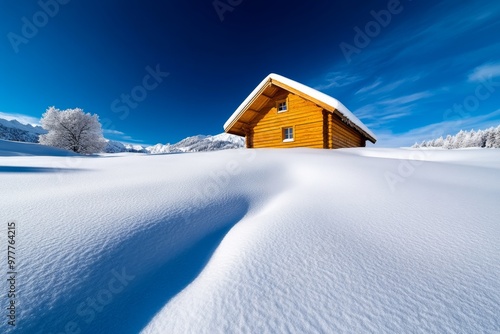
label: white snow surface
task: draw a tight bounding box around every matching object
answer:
[223,73,377,141]
[0,139,77,157]
[1,141,499,333]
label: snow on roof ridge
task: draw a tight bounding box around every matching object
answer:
[224,73,377,142]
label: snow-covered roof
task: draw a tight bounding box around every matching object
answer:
[224,73,377,142]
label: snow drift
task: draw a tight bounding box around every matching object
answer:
[1,141,499,333]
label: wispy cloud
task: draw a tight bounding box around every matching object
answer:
[121,135,142,142]
[103,129,125,135]
[353,92,430,128]
[103,129,147,145]
[362,105,414,128]
[381,2,500,65]
[379,112,412,121]
[378,91,434,105]
[369,75,424,96]
[318,0,500,140]
[352,105,377,119]
[0,111,41,126]
[334,1,500,86]
[118,136,147,145]
[355,79,382,95]
[468,62,500,82]
[374,108,500,147]
[314,71,362,91]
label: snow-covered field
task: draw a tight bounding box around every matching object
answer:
[1,140,499,333]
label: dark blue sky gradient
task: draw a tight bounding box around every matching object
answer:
[1,0,500,146]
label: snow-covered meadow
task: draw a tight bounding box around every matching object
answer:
[1,140,499,333]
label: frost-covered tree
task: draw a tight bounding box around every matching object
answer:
[485,130,496,148]
[434,136,444,147]
[443,135,454,149]
[39,106,106,154]
[462,130,474,148]
[451,130,466,149]
[473,130,487,148]
[415,125,500,149]
[495,126,500,148]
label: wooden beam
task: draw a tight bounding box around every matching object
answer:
[243,110,261,124]
[224,81,272,132]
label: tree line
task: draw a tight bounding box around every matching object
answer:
[413,125,500,149]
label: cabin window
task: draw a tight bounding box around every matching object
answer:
[277,100,288,113]
[283,127,294,142]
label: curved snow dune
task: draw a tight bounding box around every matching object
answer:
[1,144,499,333]
[141,149,500,334]
[0,147,285,333]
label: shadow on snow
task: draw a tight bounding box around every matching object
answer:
[0,166,85,173]
[24,197,250,334]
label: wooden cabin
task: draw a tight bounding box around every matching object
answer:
[223,73,377,148]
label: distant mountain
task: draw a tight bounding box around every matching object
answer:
[0,118,46,143]
[1,117,245,154]
[104,140,148,153]
[146,133,245,154]
[105,134,244,154]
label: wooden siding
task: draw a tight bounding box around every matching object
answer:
[250,93,324,148]
[331,113,366,148]
[322,110,333,149]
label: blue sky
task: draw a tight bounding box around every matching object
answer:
[1,0,499,147]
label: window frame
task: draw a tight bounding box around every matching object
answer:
[276,98,288,113]
[282,126,295,143]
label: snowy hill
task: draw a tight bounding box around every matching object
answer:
[0,139,77,156]
[0,117,46,142]
[1,143,499,333]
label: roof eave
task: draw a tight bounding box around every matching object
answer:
[223,76,274,133]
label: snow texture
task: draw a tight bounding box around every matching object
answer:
[1,142,499,334]
[0,139,77,157]
[223,73,377,141]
